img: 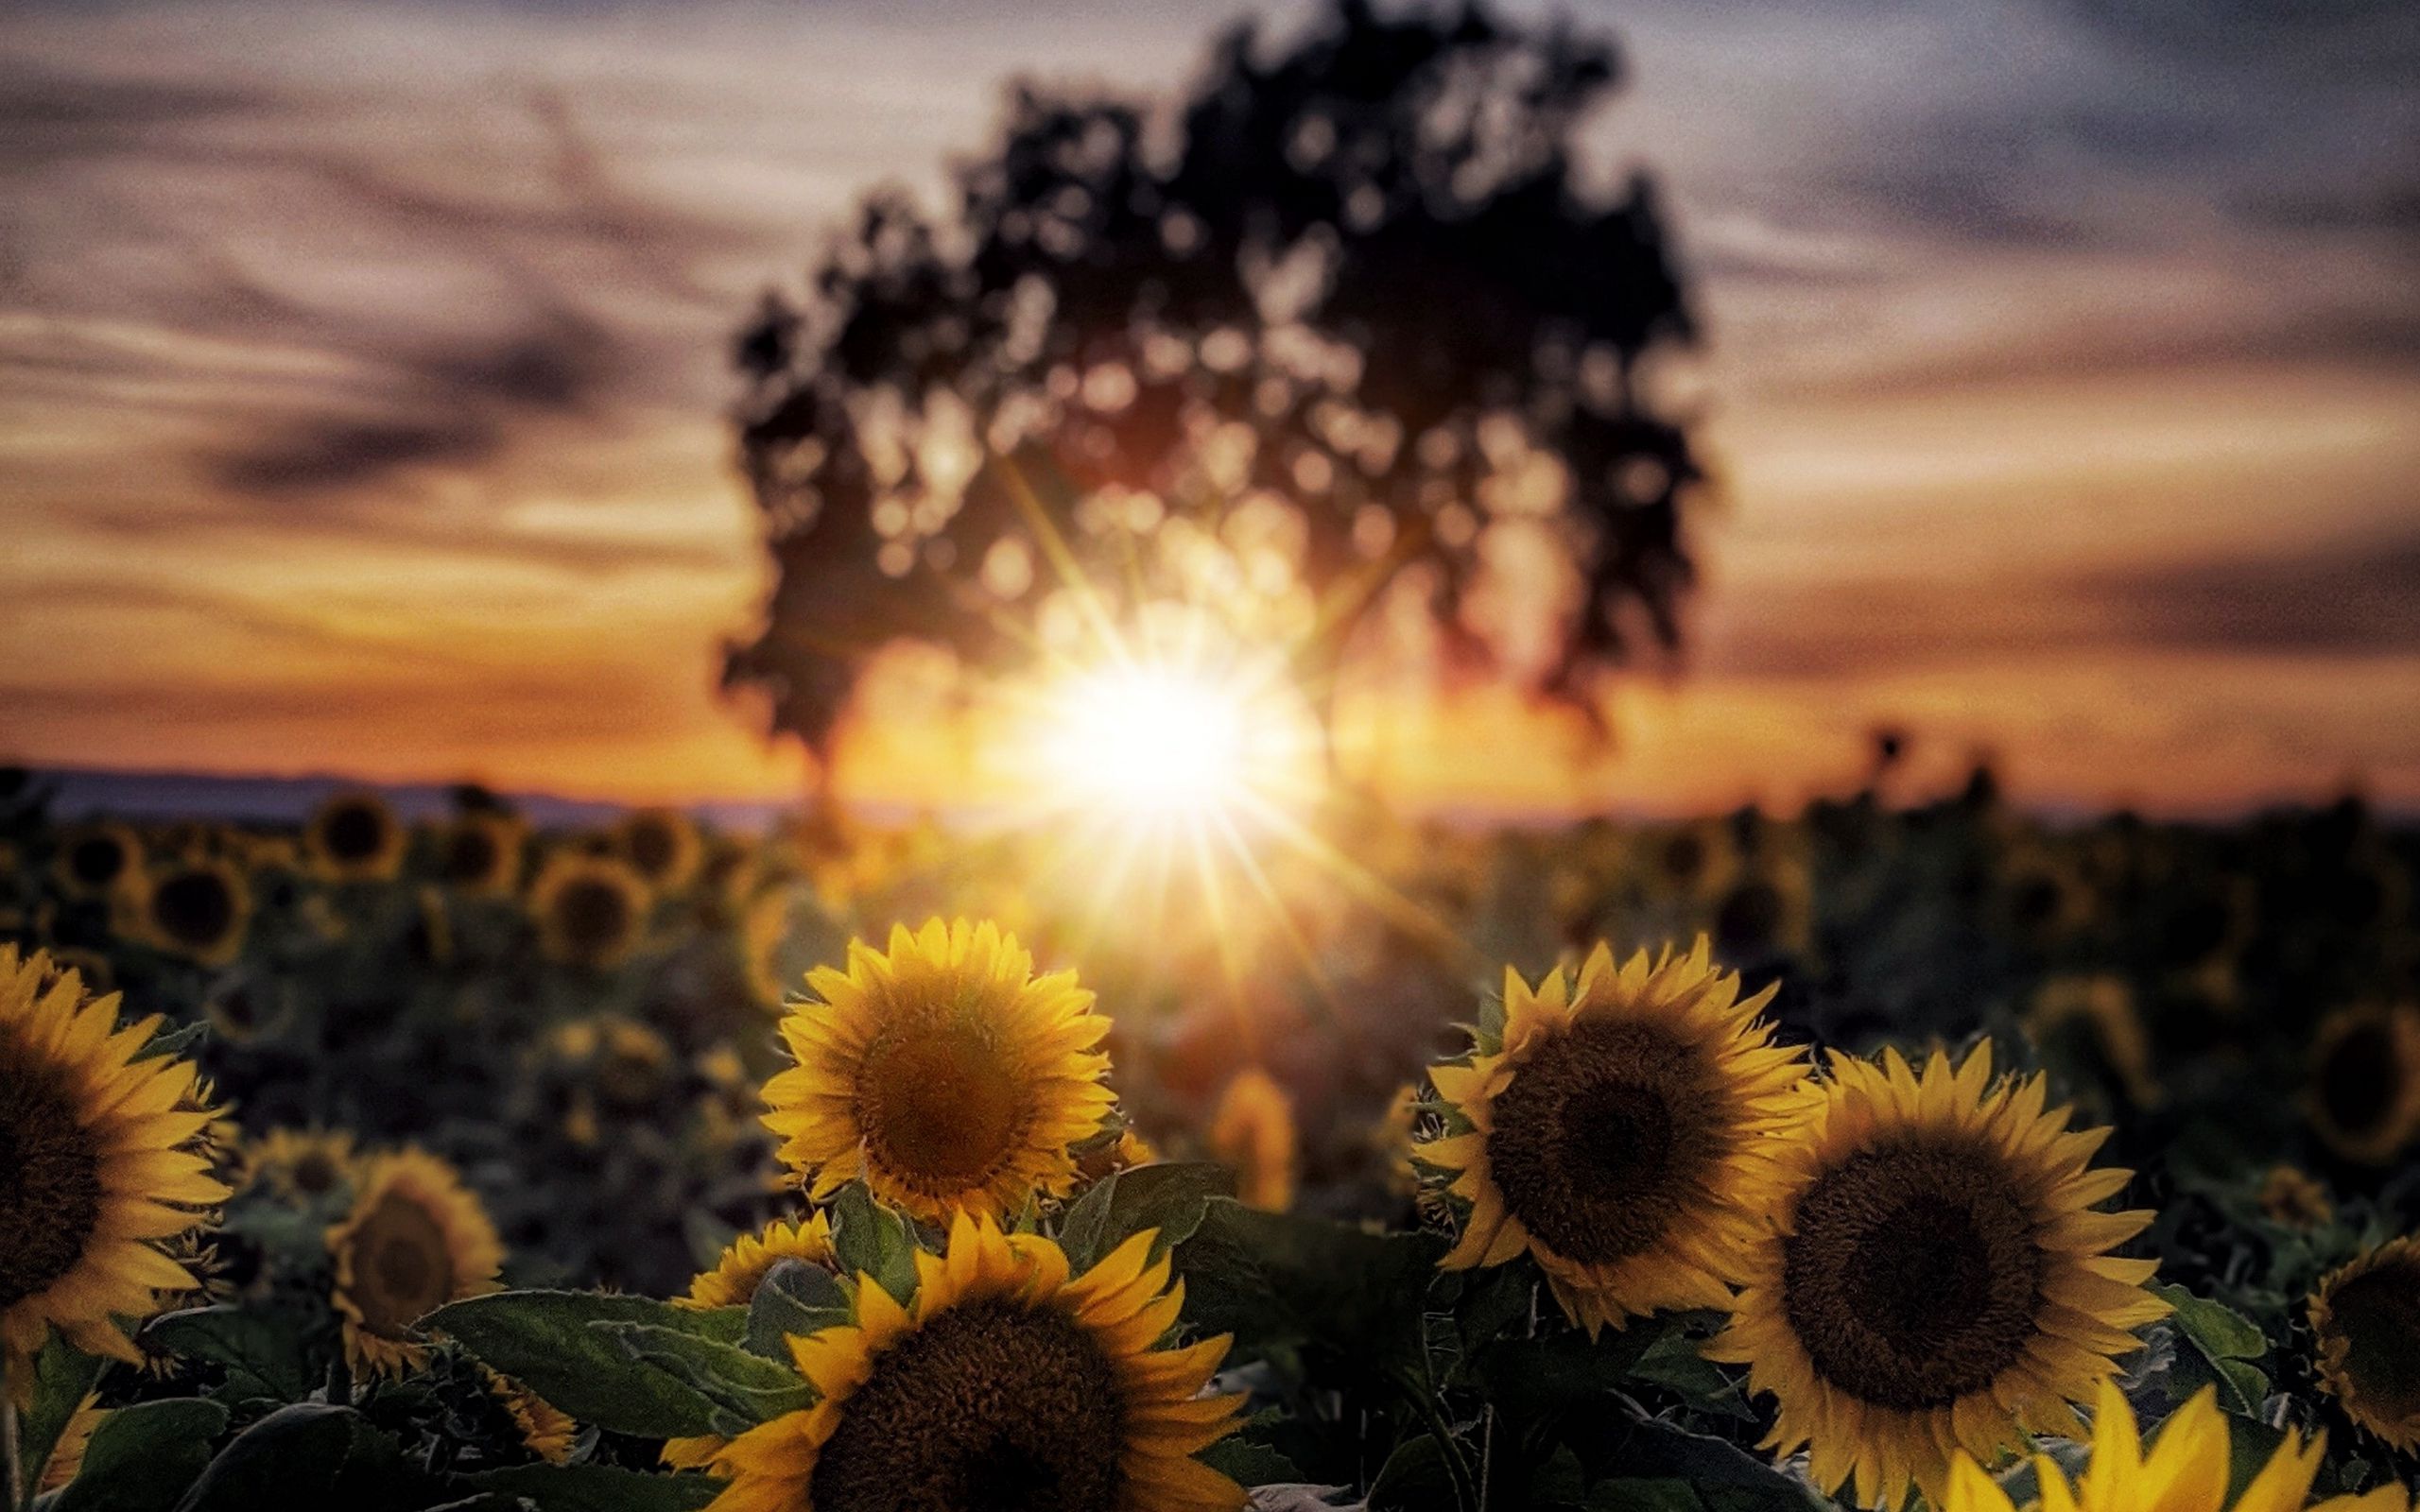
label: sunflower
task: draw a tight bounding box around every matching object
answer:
[2027,975,2160,1109]
[1944,1380,2375,1512]
[1209,1067,1297,1213]
[240,1126,360,1204]
[761,919,1115,1225]
[54,822,142,901]
[529,852,651,970]
[2306,1005,2420,1165]
[0,946,226,1376]
[2310,1234,2420,1453]
[434,812,525,896]
[742,887,798,1010]
[203,971,292,1045]
[663,1214,844,1470]
[1709,1043,2168,1508]
[326,1148,505,1376]
[615,806,702,891]
[306,789,405,883]
[487,1369,578,1464]
[706,1212,1243,1512]
[2259,1165,2333,1230]
[679,1213,838,1310]
[136,857,251,966]
[1421,939,1809,1334]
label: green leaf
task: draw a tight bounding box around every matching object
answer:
[1589,1480,1707,1512]
[131,1021,209,1062]
[166,1403,389,1512]
[48,1400,228,1512]
[826,1184,918,1305]
[593,1323,815,1435]
[1058,1162,1234,1273]
[142,1306,314,1404]
[1194,1436,1300,1488]
[742,1260,854,1360]
[1629,1329,1751,1418]
[1174,1199,1445,1384]
[2150,1284,2271,1413]
[457,1464,725,1512]
[426,1291,744,1438]
[2221,1412,2290,1507]
[17,1333,109,1503]
[1366,1433,1457,1511]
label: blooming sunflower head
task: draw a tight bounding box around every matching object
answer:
[2306,1005,2420,1165]
[54,822,143,901]
[706,1212,1243,1512]
[529,852,651,970]
[1209,1067,1297,1213]
[137,856,251,966]
[434,812,526,897]
[680,1213,838,1310]
[615,806,702,891]
[0,946,228,1374]
[1420,938,1809,1335]
[2311,1234,2420,1453]
[1709,1042,2168,1508]
[306,789,405,883]
[325,1148,505,1377]
[761,919,1115,1225]
[1945,1380,2328,1512]
[240,1126,360,1205]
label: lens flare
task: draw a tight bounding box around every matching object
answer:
[1042,663,1258,819]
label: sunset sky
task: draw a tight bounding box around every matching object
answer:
[5,0,2416,817]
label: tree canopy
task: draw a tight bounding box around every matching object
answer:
[726,0,1706,774]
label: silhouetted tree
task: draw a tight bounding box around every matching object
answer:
[726,0,1705,781]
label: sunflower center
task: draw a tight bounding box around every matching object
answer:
[858,1023,1028,1186]
[2319,1024,2397,1139]
[1483,1019,1722,1263]
[152,869,235,948]
[555,879,633,956]
[69,836,128,888]
[2328,1253,2420,1424]
[1782,1139,2045,1410]
[627,823,677,878]
[1716,882,1784,952]
[808,1297,1124,1512]
[442,829,500,884]
[324,805,389,863]
[0,1029,105,1307]
[351,1193,457,1336]
[292,1150,342,1197]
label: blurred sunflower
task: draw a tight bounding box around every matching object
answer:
[615,806,702,891]
[762,919,1115,1225]
[594,1020,673,1111]
[306,789,405,883]
[326,1148,504,1376]
[1423,939,1808,1334]
[1209,1067,1297,1213]
[487,1370,577,1464]
[1712,849,1815,960]
[136,857,251,967]
[741,887,796,1010]
[2027,975,2161,1108]
[529,853,650,970]
[1710,1043,2167,1508]
[2259,1165,2333,1230]
[2310,1234,2420,1453]
[705,1213,1242,1512]
[0,946,227,1375]
[2306,1005,2420,1165]
[1944,1380,2356,1512]
[203,971,293,1045]
[663,1213,843,1470]
[240,1127,359,1204]
[434,812,525,897]
[53,821,142,901]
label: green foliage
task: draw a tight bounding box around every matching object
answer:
[168,1404,400,1512]
[16,1335,107,1509]
[740,1259,853,1359]
[45,1400,228,1512]
[590,1323,813,1435]
[424,1292,744,1438]
[453,1465,723,1512]
[825,1183,918,1305]
[142,1306,317,1406]
[1056,1160,1233,1271]
[2151,1282,2272,1413]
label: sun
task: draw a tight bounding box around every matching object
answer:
[1034,660,1288,824]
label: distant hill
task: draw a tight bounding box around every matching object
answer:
[27,767,795,832]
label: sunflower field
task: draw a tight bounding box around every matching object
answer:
[2,765,2417,1512]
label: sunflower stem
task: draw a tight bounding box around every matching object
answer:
[1,1366,20,1512]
